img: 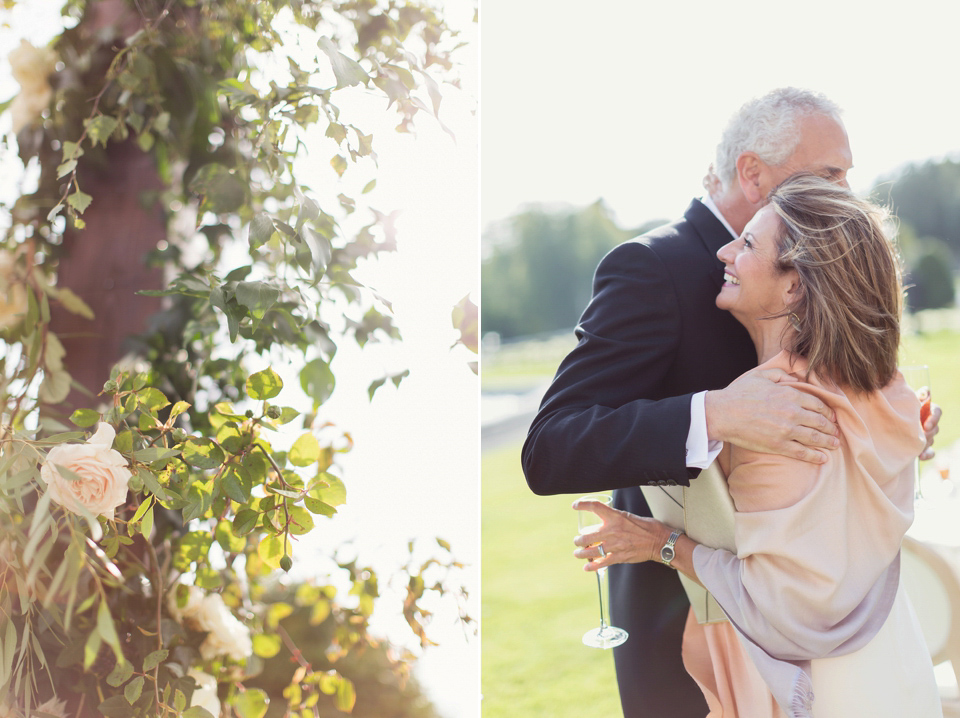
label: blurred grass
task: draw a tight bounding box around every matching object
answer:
[480,445,622,718]
[481,324,959,716]
[901,329,960,448]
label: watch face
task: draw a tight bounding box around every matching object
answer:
[661,546,675,562]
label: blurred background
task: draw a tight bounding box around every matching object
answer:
[480,1,960,716]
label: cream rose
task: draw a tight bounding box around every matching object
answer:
[167,586,253,662]
[188,669,221,717]
[41,423,131,521]
[194,594,253,661]
[0,253,27,330]
[8,40,57,133]
[167,583,205,624]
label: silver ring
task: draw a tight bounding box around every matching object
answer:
[598,543,606,558]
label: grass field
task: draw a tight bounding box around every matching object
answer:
[481,445,622,718]
[481,325,960,717]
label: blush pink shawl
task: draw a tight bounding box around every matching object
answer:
[692,351,926,717]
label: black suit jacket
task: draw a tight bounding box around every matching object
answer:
[522,199,756,717]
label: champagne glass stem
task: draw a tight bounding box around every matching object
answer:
[596,572,607,632]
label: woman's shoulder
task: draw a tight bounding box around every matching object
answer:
[744,350,924,479]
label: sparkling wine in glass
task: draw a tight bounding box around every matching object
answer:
[899,365,930,501]
[577,494,628,649]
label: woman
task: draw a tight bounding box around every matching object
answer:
[574,173,941,717]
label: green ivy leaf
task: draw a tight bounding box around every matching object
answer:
[233,689,269,718]
[182,438,225,470]
[235,281,279,332]
[249,212,275,249]
[142,648,168,672]
[336,677,357,713]
[215,518,246,552]
[246,367,283,400]
[304,496,336,517]
[257,534,284,570]
[138,387,170,412]
[221,465,250,503]
[124,675,144,704]
[85,115,119,147]
[252,633,282,658]
[209,287,243,342]
[189,163,247,214]
[70,409,100,428]
[57,159,77,179]
[289,432,320,467]
[97,695,135,718]
[106,659,134,687]
[233,509,259,536]
[287,505,315,535]
[300,358,335,408]
[56,287,95,319]
[318,36,370,89]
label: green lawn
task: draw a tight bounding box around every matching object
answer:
[481,445,622,718]
[901,329,960,449]
[481,325,959,717]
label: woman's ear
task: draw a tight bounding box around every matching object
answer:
[736,152,766,204]
[782,269,803,306]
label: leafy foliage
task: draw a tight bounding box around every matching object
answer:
[0,0,474,715]
[482,201,654,339]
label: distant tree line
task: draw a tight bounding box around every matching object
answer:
[870,158,960,312]
[481,201,661,339]
[483,159,959,341]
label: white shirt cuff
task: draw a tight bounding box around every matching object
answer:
[686,391,722,469]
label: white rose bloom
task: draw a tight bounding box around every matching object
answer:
[195,593,253,661]
[187,669,221,717]
[0,253,27,330]
[41,423,132,522]
[8,40,56,133]
[166,583,205,624]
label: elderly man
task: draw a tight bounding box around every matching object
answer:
[522,88,941,717]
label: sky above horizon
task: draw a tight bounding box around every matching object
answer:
[481,0,960,233]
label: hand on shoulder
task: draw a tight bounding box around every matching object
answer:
[705,367,840,464]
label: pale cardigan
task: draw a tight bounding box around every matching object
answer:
[692,351,926,717]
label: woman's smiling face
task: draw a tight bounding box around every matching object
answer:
[715,204,798,325]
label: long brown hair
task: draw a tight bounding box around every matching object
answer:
[768,173,902,393]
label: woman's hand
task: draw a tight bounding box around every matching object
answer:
[572,499,673,572]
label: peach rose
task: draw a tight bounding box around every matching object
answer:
[41,423,131,521]
[8,39,57,133]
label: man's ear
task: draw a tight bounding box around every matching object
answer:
[736,153,765,204]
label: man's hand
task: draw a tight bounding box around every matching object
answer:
[705,368,840,464]
[920,401,942,461]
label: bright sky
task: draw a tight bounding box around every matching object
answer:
[1,3,478,717]
[481,0,960,232]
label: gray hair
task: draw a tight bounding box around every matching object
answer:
[714,88,842,188]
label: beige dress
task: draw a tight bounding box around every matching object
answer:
[681,353,941,718]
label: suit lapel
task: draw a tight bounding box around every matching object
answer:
[684,199,735,291]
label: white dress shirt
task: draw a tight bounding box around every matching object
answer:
[684,195,738,469]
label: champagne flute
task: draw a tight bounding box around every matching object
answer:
[577,494,628,649]
[899,365,931,502]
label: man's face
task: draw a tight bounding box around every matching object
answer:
[763,113,853,194]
